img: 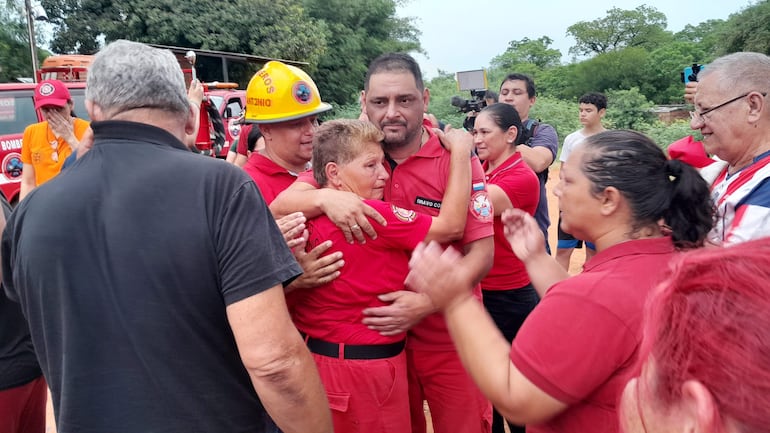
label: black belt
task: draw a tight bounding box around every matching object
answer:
[299,332,405,360]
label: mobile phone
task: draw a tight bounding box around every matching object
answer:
[681,64,706,84]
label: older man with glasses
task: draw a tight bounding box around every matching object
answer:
[690,52,770,245]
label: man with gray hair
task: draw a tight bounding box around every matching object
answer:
[690,51,770,245]
[1,40,332,433]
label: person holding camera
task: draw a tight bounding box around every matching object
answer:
[462,90,499,131]
[499,74,559,253]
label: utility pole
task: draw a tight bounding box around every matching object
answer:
[24,0,40,82]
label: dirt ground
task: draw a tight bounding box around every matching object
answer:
[44,167,578,432]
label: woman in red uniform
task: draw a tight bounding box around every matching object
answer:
[289,118,475,433]
[405,130,714,433]
[473,103,540,433]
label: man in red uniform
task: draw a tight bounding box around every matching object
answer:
[241,61,349,290]
[272,53,495,433]
[241,61,332,205]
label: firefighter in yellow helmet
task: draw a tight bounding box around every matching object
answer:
[241,61,344,297]
[242,61,332,204]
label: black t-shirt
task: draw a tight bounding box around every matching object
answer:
[2,121,300,433]
[0,193,42,390]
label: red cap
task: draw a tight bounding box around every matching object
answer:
[667,135,715,168]
[34,79,71,109]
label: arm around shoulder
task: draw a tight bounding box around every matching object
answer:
[425,128,473,242]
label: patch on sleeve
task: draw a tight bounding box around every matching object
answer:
[391,204,417,223]
[472,181,485,191]
[470,191,493,221]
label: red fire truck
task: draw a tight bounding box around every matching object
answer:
[0,53,245,203]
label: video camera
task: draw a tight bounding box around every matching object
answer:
[450,89,488,114]
[452,69,488,130]
[681,63,706,84]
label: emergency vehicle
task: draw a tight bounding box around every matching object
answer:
[0,53,246,203]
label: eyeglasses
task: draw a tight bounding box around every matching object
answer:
[690,92,767,124]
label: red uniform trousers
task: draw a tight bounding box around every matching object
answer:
[407,346,492,433]
[0,376,46,433]
[313,351,409,433]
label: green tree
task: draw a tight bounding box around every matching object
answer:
[717,0,770,55]
[567,5,670,56]
[641,40,708,104]
[0,1,49,81]
[565,48,650,99]
[302,0,421,106]
[639,119,700,150]
[604,87,654,130]
[40,0,328,65]
[529,96,581,145]
[536,64,578,99]
[674,19,726,59]
[491,36,562,71]
[424,71,467,129]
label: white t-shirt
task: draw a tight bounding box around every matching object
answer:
[560,130,588,164]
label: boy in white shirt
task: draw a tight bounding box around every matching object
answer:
[556,92,607,271]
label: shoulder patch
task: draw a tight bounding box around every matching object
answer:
[391,204,417,223]
[470,191,493,221]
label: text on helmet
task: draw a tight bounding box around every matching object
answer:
[258,70,276,94]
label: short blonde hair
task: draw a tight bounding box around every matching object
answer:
[312,119,384,187]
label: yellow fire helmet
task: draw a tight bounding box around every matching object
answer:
[244,61,332,124]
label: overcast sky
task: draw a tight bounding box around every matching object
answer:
[396,0,754,78]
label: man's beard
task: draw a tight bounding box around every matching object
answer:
[381,121,421,151]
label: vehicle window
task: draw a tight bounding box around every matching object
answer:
[70,92,90,121]
[209,95,224,110]
[225,99,243,119]
[0,95,38,136]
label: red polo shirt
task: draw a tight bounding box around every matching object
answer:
[482,152,539,290]
[243,152,303,204]
[384,124,493,351]
[511,237,677,433]
[295,124,494,350]
[290,200,432,344]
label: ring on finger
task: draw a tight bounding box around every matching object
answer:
[351,224,361,231]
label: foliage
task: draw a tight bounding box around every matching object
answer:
[302,0,421,106]
[564,48,650,100]
[641,40,709,104]
[567,5,670,56]
[638,119,700,151]
[490,37,562,71]
[326,102,362,121]
[604,87,655,130]
[717,0,770,55]
[40,0,328,65]
[528,96,582,144]
[0,3,36,81]
[424,71,466,129]
[535,64,578,100]
[674,19,726,59]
